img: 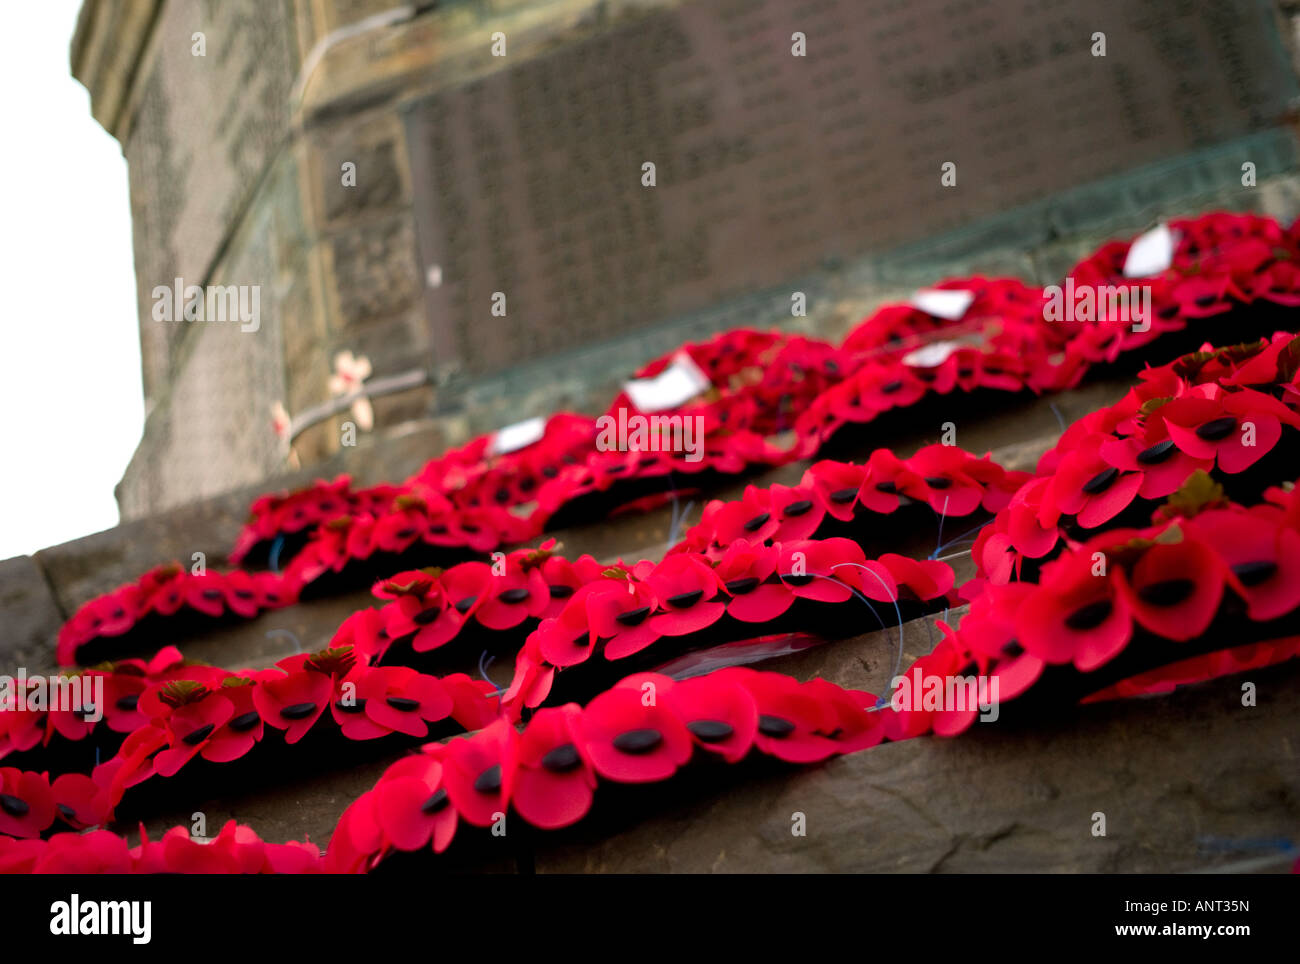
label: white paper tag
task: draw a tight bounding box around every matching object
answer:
[910,288,975,320]
[1123,223,1174,278]
[623,353,712,413]
[902,340,962,368]
[490,416,547,455]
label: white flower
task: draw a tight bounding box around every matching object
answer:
[329,350,372,396]
[329,350,375,432]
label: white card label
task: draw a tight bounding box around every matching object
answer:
[490,416,547,455]
[1122,223,1174,278]
[902,340,962,368]
[623,353,712,412]
[910,288,975,320]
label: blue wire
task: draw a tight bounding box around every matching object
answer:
[792,564,906,686]
[933,495,951,556]
[930,517,996,559]
[479,650,510,697]
[269,533,286,574]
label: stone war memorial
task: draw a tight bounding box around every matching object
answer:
[1,0,1298,925]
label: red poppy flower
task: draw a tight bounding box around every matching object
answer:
[182,572,229,619]
[1044,434,1143,529]
[220,570,262,619]
[154,825,245,873]
[101,669,149,734]
[372,497,432,554]
[1115,533,1226,641]
[501,642,557,711]
[330,666,392,742]
[1169,274,1236,318]
[794,677,883,753]
[0,768,55,838]
[139,564,187,617]
[443,718,515,827]
[701,487,776,545]
[962,455,1033,512]
[663,671,758,763]
[643,554,727,637]
[733,671,850,763]
[338,513,378,561]
[465,506,525,552]
[1082,636,1300,704]
[861,448,929,514]
[262,839,323,874]
[1161,389,1292,475]
[154,691,234,777]
[879,553,953,602]
[1238,256,1300,305]
[92,721,166,812]
[440,673,500,730]
[57,587,139,661]
[323,792,384,873]
[374,752,458,853]
[579,679,693,782]
[191,677,263,764]
[903,444,987,517]
[879,629,966,741]
[354,665,454,738]
[583,574,661,661]
[1188,509,1300,621]
[474,558,548,631]
[379,572,463,654]
[50,773,111,830]
[0,836,45,873]
[439,561,495,625]
[503,703,596,829]
[1099,425,1212,500]
[848,363,929,418]
[253,570,296,609]
[252,667,332,744]
[528,549,597,619]
[45,674,104,743]
[1016,548,1133,672]
[331,606,389,662]
[29,831,131,873]
[959,582,1044,701]
[0,699,45,757]
[777,538,865,603]
[805,460,868,521]
[714,540,793,623]
[1003,475,1060,558]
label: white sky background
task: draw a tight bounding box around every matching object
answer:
[0,1,143,559]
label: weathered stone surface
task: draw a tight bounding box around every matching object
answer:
[0,556,65,672]
[121,0,299,401]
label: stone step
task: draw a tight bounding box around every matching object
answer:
[11,359,1294,872]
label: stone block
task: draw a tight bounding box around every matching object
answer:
[0,556,66,673]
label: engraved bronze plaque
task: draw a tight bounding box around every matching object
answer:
[404,0,1295,375]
